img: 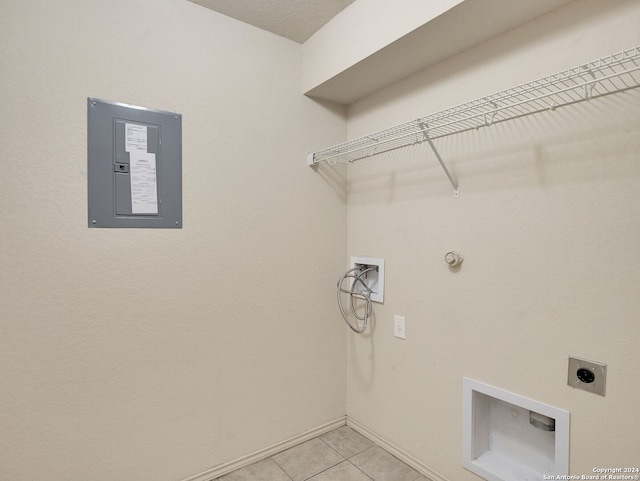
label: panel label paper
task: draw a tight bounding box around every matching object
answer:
[130,151,158,214]
[125,123,147,153]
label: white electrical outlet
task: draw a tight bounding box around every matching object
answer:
[394,315,406,339]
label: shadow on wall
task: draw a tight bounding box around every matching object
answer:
[313,162,348,202]
[347,309,377,390]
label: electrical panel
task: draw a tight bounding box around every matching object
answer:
[87,98,182,228]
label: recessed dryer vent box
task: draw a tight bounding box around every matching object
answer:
[87,98,182,228]
[463,378,569,481]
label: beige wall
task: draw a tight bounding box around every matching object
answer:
[0,1,347,480]
[345,0,640,479]
[3,0,640,480]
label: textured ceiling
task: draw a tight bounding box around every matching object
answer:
[187,0,356,43]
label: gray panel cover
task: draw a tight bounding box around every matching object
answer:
[87,98,182,228]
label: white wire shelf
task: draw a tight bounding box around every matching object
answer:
[307,46,640,196]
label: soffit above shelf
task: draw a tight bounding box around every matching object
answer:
[302,0,574,105]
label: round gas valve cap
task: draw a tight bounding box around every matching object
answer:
[445,251,463,267]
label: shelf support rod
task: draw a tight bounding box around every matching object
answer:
[583,69,596,99]
[419,122,459,198]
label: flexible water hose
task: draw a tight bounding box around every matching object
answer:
[337,266,377,333]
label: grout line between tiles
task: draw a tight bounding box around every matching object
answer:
[301,459,375,481]
[304,438,345,481]
[270,457,294,481]
[348,460,376,481]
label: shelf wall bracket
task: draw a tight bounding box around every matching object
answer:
[583,69,596,99]
[419,122,459,198]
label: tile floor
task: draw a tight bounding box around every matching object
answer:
[215,426,430,481]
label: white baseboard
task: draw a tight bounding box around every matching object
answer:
[346,416,451,481]
[180,417,347,481]
[180,416,452,481]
